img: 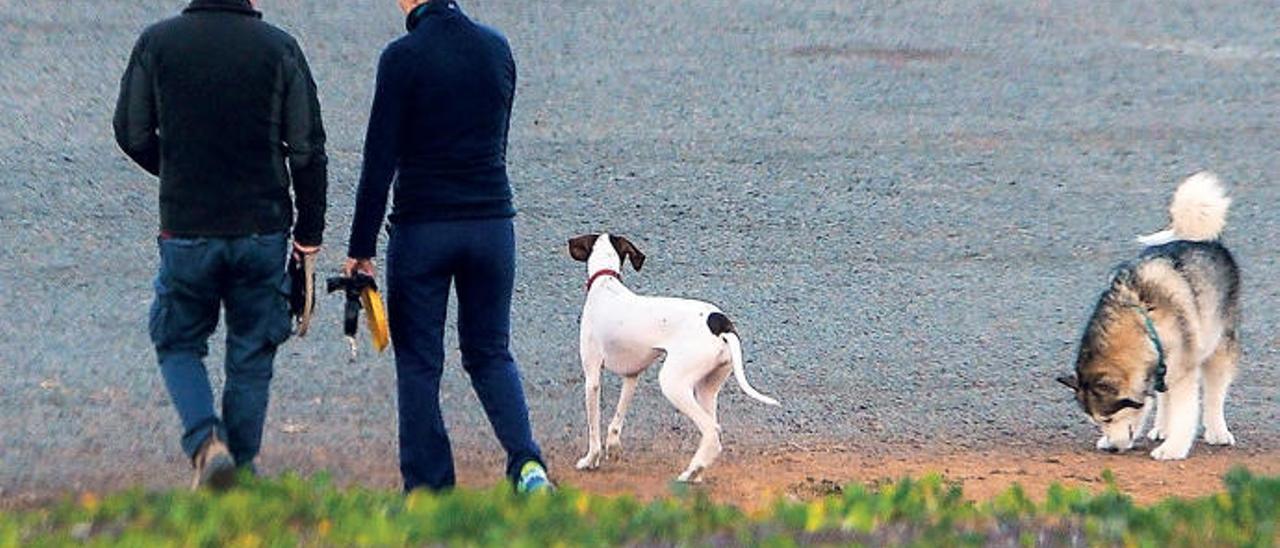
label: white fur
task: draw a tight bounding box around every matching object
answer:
[1150,369,1202,460]
[1137,171,1230,246]
[1146,392,1169,441]
[575,234,779,482]
[1201,343,1239,447]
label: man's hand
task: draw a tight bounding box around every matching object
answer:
[292,241,321,262]
[343,257,377,278]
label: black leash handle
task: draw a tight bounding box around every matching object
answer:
[343,297,361,339]
[326,273,380,357]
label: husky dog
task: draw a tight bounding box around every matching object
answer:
[1058,172,1241,461]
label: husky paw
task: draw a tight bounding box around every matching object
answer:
[576,451,602,471]
[1146,427,1165,442]
[605,435,623,461]
[1150,442,1191,461]
[1096,436,1115,451]
[1204,429,1236,446]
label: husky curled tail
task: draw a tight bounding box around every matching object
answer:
[1137,171,1231,246]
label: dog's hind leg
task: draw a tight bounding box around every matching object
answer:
[605,375,639,461]
[1202,335,1239,446]
[695,363,733,424]
[576,342,605,471]
[659,358,722,482]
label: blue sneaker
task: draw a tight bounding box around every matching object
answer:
[516,461,555,494]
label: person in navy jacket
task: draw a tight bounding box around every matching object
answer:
[343,0,551,494]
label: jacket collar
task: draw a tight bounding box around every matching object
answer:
[407,0,460,32]
[184,0,262,18]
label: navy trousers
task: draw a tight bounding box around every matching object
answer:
[150,233,292,466]
[386,218,544,491]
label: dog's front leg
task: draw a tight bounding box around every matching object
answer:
[1150,370,1202,461]
[577,343,605,471]
[1147,391,1169,441]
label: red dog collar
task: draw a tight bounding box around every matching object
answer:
[586,269,620,293]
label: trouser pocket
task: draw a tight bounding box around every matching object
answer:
[152,237,218,352]
[223,233,292,348]
[262,233,292,345]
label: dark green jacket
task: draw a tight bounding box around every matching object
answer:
[113,0,327,245]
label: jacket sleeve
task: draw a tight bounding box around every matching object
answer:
[500,42,516,161]
[282,41,329,247]
[346,47,408,259]
[113,33,160,176]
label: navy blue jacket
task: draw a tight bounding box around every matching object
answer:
[347,0,516,259]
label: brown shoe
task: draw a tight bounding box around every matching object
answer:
[191,431,236,491]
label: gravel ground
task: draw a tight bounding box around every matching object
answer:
[1,0,1278,497]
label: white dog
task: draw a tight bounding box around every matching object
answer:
[568,233,780,482]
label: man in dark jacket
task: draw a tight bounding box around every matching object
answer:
[343,0,551,493]
[113,0,327,489]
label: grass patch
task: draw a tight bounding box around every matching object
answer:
[2,467,1277,546]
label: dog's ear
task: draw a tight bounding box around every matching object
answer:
[1056,374,1080,392]
[568,234,599,262]
[1109,266,1134,287]
[610,235,646,271]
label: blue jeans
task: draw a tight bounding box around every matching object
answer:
[150,232,292,466]
[386,218,544,491]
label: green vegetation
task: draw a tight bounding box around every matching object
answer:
[2,468,1277,546]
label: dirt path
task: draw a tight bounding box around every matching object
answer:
[542,444,1280,510]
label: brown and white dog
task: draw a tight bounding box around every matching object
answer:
[1058,172,1241,460]
[568,233,780,482]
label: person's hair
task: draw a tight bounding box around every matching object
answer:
[399,0,430,13]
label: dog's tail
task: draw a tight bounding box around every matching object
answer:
[725,333,780,406]
[708,313,779,406]
[1137,171,1231,246]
